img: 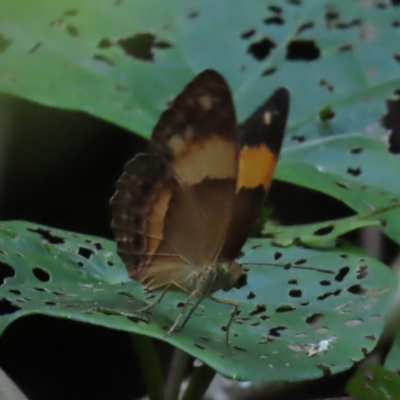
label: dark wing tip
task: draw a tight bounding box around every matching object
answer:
[240,87,290,154]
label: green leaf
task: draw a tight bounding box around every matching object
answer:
[0,220,396,382]
[1,0,399,137]
[277,134,400,245]
[346,363,400,400]
[263,203,399,247]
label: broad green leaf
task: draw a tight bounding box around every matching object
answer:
[277,134,400,245]
[0,221,396,382]
[0,0,399,138]
[263,203,399,247]
[346,363,400,400]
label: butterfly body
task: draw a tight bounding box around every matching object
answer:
[111,70,289,345]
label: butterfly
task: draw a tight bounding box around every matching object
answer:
[110,70,289,346]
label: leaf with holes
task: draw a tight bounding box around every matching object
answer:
[346,363,400,400]
[1,0,400,138]
[263,203,396,247]
[0,221,396,382]
[277,134,400,245]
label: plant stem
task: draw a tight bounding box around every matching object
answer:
[131,334,164,400]
[181,363,216,400]
[165,348,190,400]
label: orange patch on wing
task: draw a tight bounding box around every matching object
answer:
[237,144,277,190]
[144,189,172,268]
[170,134,237,184]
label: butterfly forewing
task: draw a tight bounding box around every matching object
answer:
[111,70,239,290]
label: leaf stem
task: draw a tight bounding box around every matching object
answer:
[165,348,190,400]
[131,334,164,400]
[181,363,216,400]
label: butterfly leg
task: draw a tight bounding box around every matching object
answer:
[179,294,205,331]
[211,296,239,348]
[166,290,201,337]
[135,283,173,313]
[135,281,188,313]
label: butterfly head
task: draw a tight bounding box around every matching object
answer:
[215,261,243,292]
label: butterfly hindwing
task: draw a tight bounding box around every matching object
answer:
[221,88,290,260]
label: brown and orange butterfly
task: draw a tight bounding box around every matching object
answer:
[110,70,289,345]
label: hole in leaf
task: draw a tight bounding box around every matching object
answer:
[0,299,21,315]
[274,252,282,260]
[241,29,256,39]
[340,254,349,259]
[316,364,331,377]
[357,265,369,279]
[78,247,94,259]
[317,289,341,300]
[28,227,65,244]
[291,135,306,143]
[93,54,115,66]
[177,302,185,308]
[286,40,320,60]
[314,225,334,236]
[98,38,113,49]
[66,25,80,37]
[297,22,314,34]
[247,291,256,299]
[262,67,277,76]
[251,321,260,327]
[0,261,15,284]
[77,260,84,267]
[335,266,350,282]
[34,287,47,293]
[338,44,353,52]
[45,301,57,306]
[319,106,335,120]
[118,33,172,62]
[393,20,400,27]
[107,260,114,267]
[269,326,287,337]
[28,42,41,54]
[249,304,266,316]
[288,0,301,4]
[260,315,270,321]
[199,336,210,341]
[0,33,12,53]
[347,167,362,176]
[32,267,50,282]
[287,279,298,285]
[248,37,276,61]
[320,280,331,286]
[231,345,247,352]
[276,305,296,312]
[289,289,302,298]
[193,344,206,350]
[187,11,199,18]
[8,289,21,295]
[268,5,282,13]
[336,19,362,29]
[300,301,309,306]
[306,313,324,326]
[350,147,364,154]
[348,284,366,295]
[319,78,334,92]
[365,334,376,340]
[295,258,307,265]
[264,17,284,25]
[336,181,350,190]
[235,273,247,289]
